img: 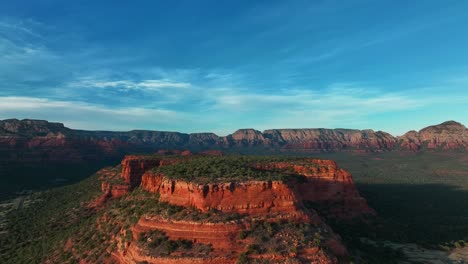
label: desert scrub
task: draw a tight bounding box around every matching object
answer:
[240,220,325,257]
[152,156,320,183]
[138,230,211,257]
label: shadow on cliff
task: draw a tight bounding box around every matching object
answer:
[333,183,468,246]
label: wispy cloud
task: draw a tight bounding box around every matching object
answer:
[184,81,456,134]
[71,78,191,91]
[0,96,191,131]
[0,17,70,91]
[0,20,44,39]
[208,84,423,113]
[0,76,466,135]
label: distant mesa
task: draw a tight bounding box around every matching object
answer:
[0,119,466,163]
[398,120,467,151]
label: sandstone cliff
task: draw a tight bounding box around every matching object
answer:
[1,119,465,163]
[141,174,308,219]
[120,155,161,187]
[264,128,397,151]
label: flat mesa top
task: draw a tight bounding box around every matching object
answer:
[150,156,329,184]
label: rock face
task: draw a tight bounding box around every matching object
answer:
[1,119,465,163]
[399,121,468,151]
[264,128,397,151]
[252,160,375,218]
[141,174,308,219]
[120,156,161,187]
[133,216,248,249]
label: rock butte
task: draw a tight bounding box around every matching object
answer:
[98,153,374,263]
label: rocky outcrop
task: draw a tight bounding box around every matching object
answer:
[122,251,236,264]
[133,216,248,249]
[101,182,131,198]
[399,121,468,151]
[225,129,272,146]
[120,156,161,187]
[126,215,341,264]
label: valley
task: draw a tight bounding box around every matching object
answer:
[0,120,467,263]
[0,151,467,263]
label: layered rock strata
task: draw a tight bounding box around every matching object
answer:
[398,121,468,151]
[133,216,248,249]
[1,119,465,164]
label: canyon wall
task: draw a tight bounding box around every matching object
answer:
[141,173,309,219]
[1,119,466,163]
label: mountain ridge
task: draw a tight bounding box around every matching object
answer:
[0,119,466,162]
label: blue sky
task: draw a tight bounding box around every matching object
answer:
[0,0,467,135]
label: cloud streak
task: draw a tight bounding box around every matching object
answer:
[0,96,191,131]
[208,85,423,113]
[0,75,466,135]
[0,20,43,39]
[72,78,191,91]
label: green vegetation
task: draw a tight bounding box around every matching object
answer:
[138,230,211,257]
[238,220,327,258]
[1,151,467,263]
[320,152,468,243]
[0,169,239,263]
[310,152,468,262]
[0,160,116,201]
[104,165,127,185]
[236,252,249,264]
[153,156,313,183]
[168,207,244,223]
[61,188,223,263]
[0,172,102,264]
